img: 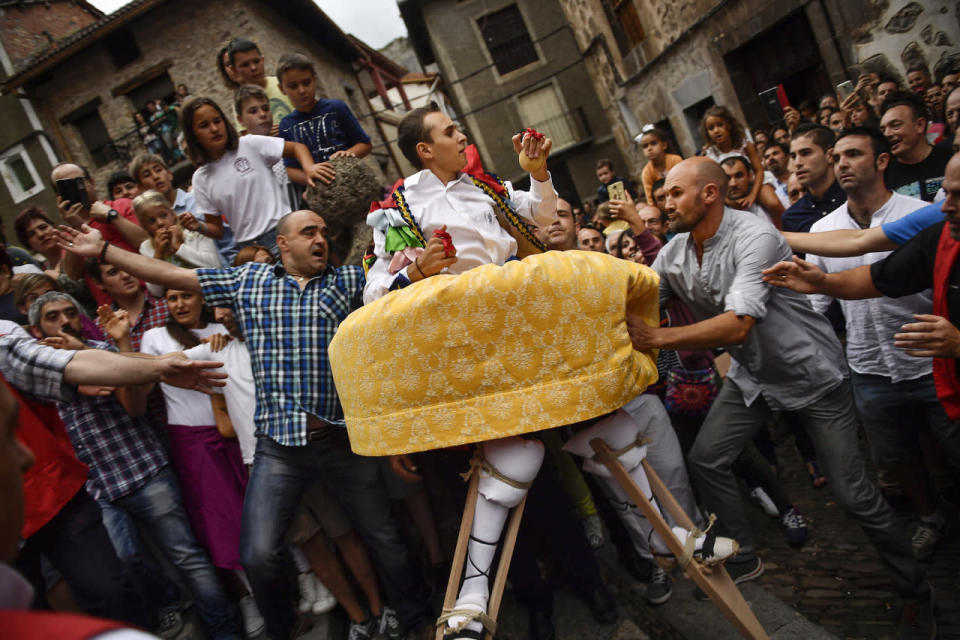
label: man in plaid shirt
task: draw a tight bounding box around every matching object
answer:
[60,210,433,640]
[31,291,239,640]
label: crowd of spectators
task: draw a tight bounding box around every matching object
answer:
[0,33,957,640]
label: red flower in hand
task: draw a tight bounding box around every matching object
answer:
[432,229,455,256]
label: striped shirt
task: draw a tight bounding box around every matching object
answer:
[197,262,364,446]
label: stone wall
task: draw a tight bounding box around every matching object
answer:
[0,1,99,68]
[21,0,395,192]
[853,1,960,83]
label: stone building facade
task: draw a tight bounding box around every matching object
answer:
[558,0,960,182]
[400,0,631,203]
[0,0,103,237]
[0,0,401,233]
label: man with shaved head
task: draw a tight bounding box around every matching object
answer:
[626,157,934,635]
[57,208,433,639]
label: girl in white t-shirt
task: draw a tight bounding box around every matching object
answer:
[180,96,331,255]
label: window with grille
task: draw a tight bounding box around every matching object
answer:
[477,5,539,75]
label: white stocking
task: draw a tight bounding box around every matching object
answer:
[447,437,544,637]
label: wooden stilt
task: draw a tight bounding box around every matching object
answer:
[436,470,480,640]
[590,439,769,640]
[435,469,527,640]
[484,495,527,640]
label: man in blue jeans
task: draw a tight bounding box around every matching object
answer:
[628,157,934,639]
[803,129,959,561]
[32,291,238,640]
[59,209,433,640]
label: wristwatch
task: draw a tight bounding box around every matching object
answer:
[105,208,119,223]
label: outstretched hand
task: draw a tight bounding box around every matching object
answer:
[56,224,104,258]
[761,256,826,294]
[96,305,131,344]
[894,314,960,358]
[155,352,227,394]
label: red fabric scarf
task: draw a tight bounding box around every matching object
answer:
[932,223,960,419]
[0,611,128,639]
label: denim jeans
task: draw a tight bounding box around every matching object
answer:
[850,372,960,470]
[99,499,182,613]
[15,490,147,627]
[235,226,279,259]
[113,467,239,640]
[240,430,430,639]
[688,378,928,600]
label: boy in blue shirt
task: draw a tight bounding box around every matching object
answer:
[276,53,372,187]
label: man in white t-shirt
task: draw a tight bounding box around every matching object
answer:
[806,128,960,561]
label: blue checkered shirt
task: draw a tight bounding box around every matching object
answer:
[197,262,365,446]
[57,340,168,503]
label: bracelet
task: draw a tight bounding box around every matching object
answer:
[413,258,426,279]
[98,241,110,263]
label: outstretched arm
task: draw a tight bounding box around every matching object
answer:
[57,224,200,293]
[762,256,881,299]
[65,350,226,394]
[627,310,756,351]
[781,226,895,257]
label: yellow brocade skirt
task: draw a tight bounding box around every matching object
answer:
[329,251,661,455]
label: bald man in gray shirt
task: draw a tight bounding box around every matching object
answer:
[627,158,933,635]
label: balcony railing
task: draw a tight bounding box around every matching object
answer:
[89,125,184,169]
[526,107,592,152]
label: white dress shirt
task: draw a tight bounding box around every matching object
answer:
[808,192,931,382]
[363,169,557,303]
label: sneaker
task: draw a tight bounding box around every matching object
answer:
[695,556,763,601]
[297,571,316,614]
[645,566,673,605]
[749,487,779,518]
[311,574,337,615]
[781,507,809,547]
[912,517,945,561]
[378,605,403,640]
[582,514,605,549]
[348,615,378,640]
[238,594,265,638]
[155,606,184,639]
[898,583,936,640]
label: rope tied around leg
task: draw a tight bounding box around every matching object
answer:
[589,433,652,465]
[677,513,718,571]
[437,608,498,637]
[459,447,534,490]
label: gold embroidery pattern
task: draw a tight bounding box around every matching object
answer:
[330,251,661,455]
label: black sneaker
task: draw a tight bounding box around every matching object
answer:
[645,566,673,605]
[695,556,763,601]
[898,583,936,640]
[781,507,809,547]
[154,606,183,639]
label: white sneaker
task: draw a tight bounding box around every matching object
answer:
[311,574,337,615]
[297,572,316,614]
[749,487,779,518]
[239,594,265,638]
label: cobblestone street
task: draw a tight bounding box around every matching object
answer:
[740,425,960,640]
